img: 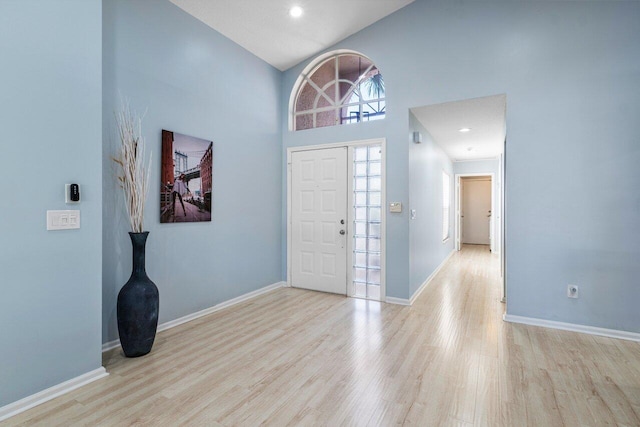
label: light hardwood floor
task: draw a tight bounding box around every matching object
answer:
[5,245,640,426]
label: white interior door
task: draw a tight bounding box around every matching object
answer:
[291,147,348,294]
[462,178,491,245]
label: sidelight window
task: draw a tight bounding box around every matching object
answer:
[353,145,383,300]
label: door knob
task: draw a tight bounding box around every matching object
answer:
[339,230,346,235]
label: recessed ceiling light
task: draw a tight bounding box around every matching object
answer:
[459,127,471,133]
[289,6,303,18]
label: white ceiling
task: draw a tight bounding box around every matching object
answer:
[411,95,507,162]
[169,0,415,71]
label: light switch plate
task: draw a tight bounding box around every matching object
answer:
[389,202,402,213]
[47,210,80,230]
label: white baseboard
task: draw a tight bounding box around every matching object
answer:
[0,367,108,422]
[503,314,640,342]
[102,338,120,352]
[384,250,455,307]
[409,249,455,305]
[102,281,286,352]
[385,296,411,306]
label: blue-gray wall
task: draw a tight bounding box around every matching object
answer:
[102,0,282,344]
[409,113,455,298]
[453,159,499,177]
[0,0,103,407]
[283,0,640,331]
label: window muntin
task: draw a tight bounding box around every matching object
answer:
[292,53,385,131]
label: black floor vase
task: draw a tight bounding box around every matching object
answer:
[117,232,159,357]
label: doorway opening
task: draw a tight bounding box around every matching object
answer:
[287,139,386,302]
[410,94,507,303]
[456,174,495,252]
[454,170,505,303]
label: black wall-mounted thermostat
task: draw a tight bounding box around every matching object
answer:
[65,183,80,203]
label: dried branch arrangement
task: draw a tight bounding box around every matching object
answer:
[113,101,151,233]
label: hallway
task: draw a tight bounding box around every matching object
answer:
[6,246,639,426]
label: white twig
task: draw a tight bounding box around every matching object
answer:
[113,99,151,233]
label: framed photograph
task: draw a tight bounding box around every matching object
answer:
[161,130,212,223]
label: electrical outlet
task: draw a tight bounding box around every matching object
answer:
[567,285,579,299]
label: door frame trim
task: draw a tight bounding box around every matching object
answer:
[455,173,496,252]
[287,138,386,301]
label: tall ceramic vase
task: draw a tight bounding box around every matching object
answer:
[117,232,159,357]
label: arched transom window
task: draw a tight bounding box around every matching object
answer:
[291,52,385,131]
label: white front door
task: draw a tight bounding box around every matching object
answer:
[291,147,348,294]
[462,178,492,245]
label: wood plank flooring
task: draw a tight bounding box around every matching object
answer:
[5,245,640,426]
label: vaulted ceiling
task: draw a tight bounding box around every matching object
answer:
[169,0,415,71]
